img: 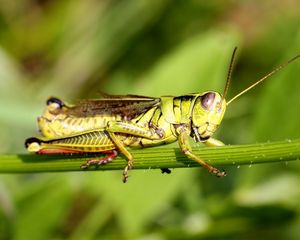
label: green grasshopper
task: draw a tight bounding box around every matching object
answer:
[25,48,300,182]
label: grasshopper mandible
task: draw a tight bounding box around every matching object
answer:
[25,48,300,182]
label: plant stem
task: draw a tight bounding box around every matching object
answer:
[0,139,299,173]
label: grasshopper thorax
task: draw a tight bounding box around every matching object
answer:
[191,91,226,141]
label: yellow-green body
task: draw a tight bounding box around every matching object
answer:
[30,93,225,152]
[26,92,227,182]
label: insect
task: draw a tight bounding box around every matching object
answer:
[25,48,300,182]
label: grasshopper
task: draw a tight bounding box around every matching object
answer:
[25,48,300,182]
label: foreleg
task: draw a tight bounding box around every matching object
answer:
[178,130,226,177]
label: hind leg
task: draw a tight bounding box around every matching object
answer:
[80,150,118,169]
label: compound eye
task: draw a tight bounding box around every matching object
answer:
[201,92,215,110]
[46,97,64,109]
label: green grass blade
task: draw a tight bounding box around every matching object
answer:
[0,140,299,173]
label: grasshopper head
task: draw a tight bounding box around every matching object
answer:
[191,91,226,141]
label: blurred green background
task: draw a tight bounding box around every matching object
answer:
[0,1,300,239]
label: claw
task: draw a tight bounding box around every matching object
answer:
[122,161,133,183]
[211,168,227,177]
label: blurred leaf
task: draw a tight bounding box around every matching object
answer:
[0,180,14,240]
[234,174,300,206]
[40,0,171,98]
[14,175,73,240]
[108,30,240,96]
[0,47,23,97]
[252,30,300,141]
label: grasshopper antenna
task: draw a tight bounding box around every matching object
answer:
[227,53,300,106]
[222,47,238,100]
